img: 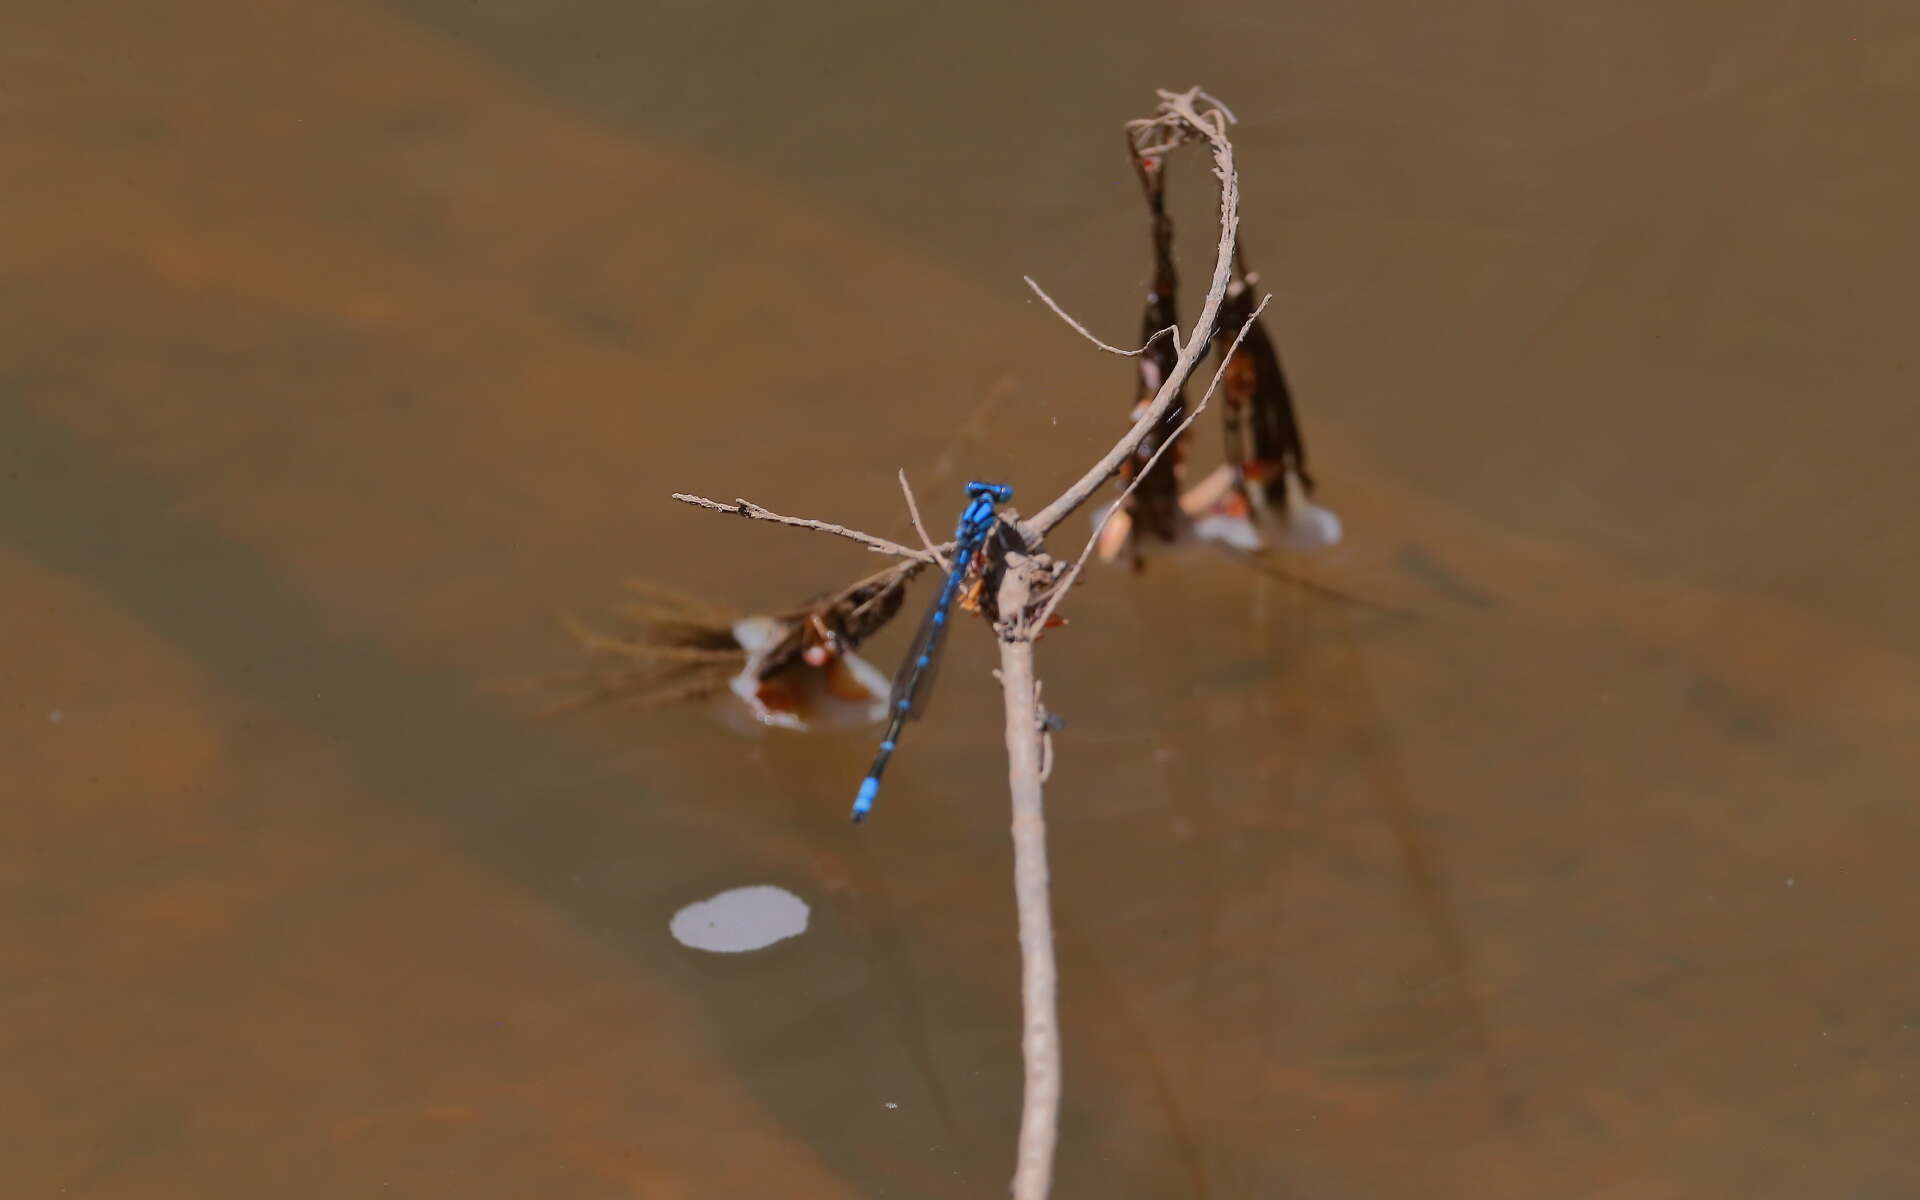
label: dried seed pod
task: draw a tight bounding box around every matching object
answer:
[1100,137,1192,567]
[1200,246,1342,550]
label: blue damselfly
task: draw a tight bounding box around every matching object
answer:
[852,480,1013,821]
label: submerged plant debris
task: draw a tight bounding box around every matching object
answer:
[1096,113,1342,566]
[1188,244,1343,552]
[559,560,923,731]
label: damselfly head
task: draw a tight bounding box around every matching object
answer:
[965,481,1014,504]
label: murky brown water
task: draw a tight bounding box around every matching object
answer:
[5,1,1917,1196]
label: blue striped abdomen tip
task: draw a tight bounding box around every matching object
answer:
[851,777,880,822]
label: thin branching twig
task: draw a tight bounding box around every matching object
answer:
[1022,88,1240,539]
[996,87,1244,1200]
[898,469,950,571]
[671,492,938,563]
[668,87,1244,1200]
[1023,275,1179,359]
[996,563,1060,1200]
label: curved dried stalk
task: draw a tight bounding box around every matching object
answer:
[663,87,1248,1200]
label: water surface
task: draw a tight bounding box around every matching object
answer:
[4,1,1917,1195]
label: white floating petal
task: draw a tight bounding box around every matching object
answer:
[669,885,810,953]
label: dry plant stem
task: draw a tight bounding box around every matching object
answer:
[667,88,1246,1200]
[897,469,950,570]
[1023,275,1178,358]
[674,88,1238,560]
[997,101,1243,1194]
[1023,88,1240,539]
[997,565,1060,1200]
[671,492,939,563]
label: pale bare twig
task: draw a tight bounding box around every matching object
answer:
[1023,275,1179,358]
[998,187,1248,1188]
[1033,295,1271,632]
[995,568,1060,1200]
[897,469,950,571]
[1190,87,1238,124]
[1022,88,1240,539]
[671,492,939,563]
[667,88,1245,1200]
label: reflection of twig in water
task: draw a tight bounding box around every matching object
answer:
[1052,909,1213,1199]
[1235,555,1415,619]
[526,584,745,715]
[1324,608,1512,1130]
[841,846,970,1164]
